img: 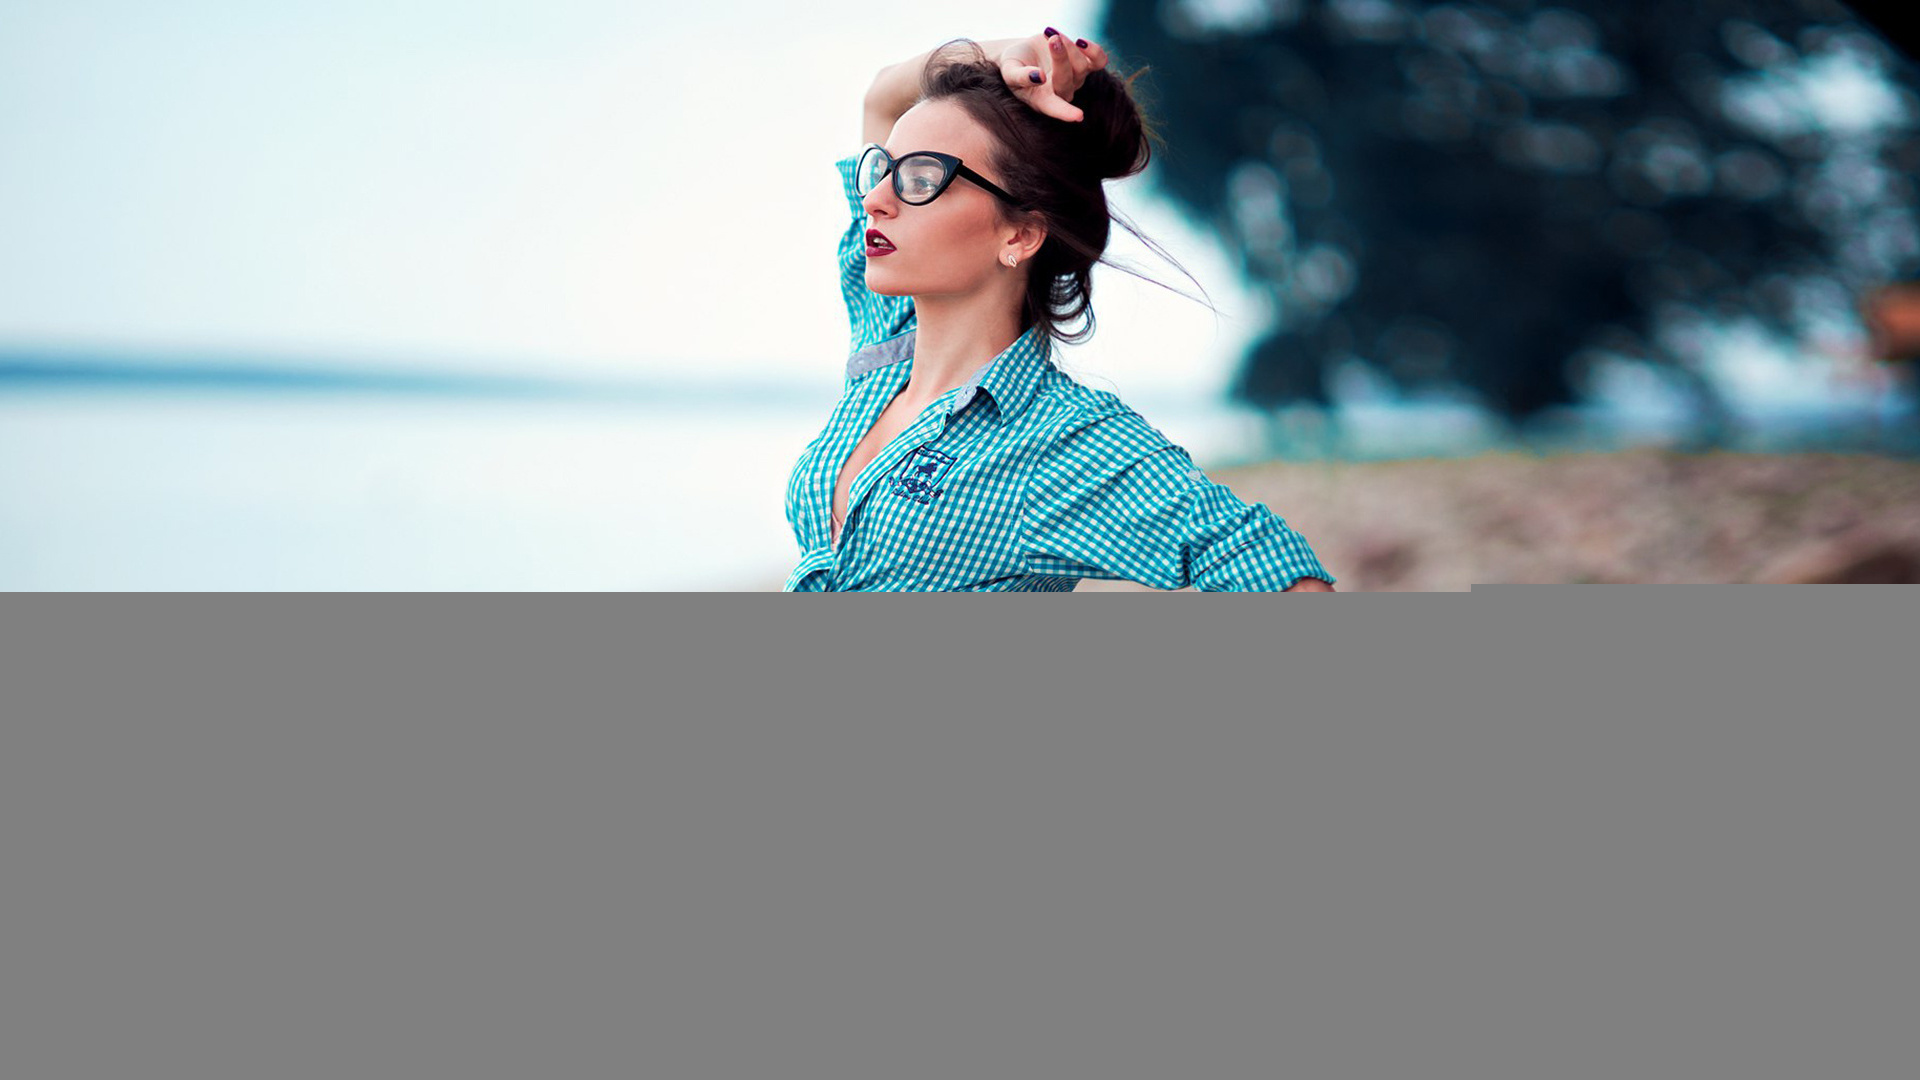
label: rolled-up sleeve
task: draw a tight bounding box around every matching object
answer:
[835,156,915,361]
[1017,405,1336,591]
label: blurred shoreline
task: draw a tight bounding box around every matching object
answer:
[743,444,1920,591]
[6,375,1915,590]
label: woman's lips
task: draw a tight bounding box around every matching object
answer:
[866,228,896,257]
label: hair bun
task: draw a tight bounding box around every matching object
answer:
[1068,68,1152,182]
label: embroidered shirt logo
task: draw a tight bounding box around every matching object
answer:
[889,447,956,504]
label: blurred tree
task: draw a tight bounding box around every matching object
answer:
[1097,0,1920,441]
[1845,2,1916,57]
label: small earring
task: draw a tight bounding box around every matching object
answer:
[1005,254,1018,267]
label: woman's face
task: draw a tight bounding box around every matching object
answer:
[862,99,1028,299]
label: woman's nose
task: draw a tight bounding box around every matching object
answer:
[861,182,895,218]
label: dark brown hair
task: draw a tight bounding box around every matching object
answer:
[918,40,1203,346]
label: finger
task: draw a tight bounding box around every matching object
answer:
[997,42,1046,91]
[1045,29,1073,71]
[1013,69,1087,123]
[999,55,1046,91]
[1074,38,1110,70]
[1056,32,1094,90]
[1043,29,1098,103]
[1041,31,1080,99]
[1023,84,1085,123]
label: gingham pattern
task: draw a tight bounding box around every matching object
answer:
[780,157,1338,592]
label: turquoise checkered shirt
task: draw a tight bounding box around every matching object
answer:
[781,156,1337,592]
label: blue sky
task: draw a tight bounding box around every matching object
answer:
[0,2,1265,396]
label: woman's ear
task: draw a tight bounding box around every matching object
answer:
[1005,218,1047,265]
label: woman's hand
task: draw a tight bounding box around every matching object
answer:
[863,31,1112,145]
[995,28,1110,123]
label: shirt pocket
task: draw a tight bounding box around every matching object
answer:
[859,440,1024,583]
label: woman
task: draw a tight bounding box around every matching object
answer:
[782,28,1338,592]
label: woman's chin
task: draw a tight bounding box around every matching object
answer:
[863,269,912,297]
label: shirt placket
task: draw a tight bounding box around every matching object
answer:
[824,390,971,587]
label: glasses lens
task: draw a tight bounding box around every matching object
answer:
[896,155,949,204]
[856,147,890,196]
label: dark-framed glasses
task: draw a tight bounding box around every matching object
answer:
[856,144,1025,209]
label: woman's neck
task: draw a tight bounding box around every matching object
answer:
[901,290,1026,407]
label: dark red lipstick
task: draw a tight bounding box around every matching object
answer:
[866,228,896,257]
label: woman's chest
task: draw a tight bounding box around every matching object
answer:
[832,392,920,543]
[788,391,1036,568]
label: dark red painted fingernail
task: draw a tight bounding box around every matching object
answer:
[1077,39,1089,48]
[1044,27,1058,37]
[1028,71,1043,84]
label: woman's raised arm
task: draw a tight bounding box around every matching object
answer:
[861,29,1113,146]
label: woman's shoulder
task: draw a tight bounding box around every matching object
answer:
[1022,373,1175,455]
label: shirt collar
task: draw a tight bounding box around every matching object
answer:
[952,322,1050,427]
